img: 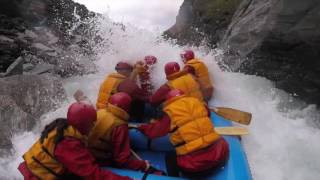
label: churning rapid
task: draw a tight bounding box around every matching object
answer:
[1,14,320,180]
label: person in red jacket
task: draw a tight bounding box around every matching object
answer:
[18,102,132,180]
[180,50,214,101]
[138,89,229,176]
[149,62,203,106]
[88,92,150,171]
[96,61,150,120]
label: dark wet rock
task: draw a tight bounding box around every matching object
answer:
[0,74,67,118]
[0,74,66,150]
[24,63,54,75]
[220,0,320,105]
[0,95,36,148]
[0,0,98,76]
[0,57,24,77]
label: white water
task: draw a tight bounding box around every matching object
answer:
[1,15,320,180]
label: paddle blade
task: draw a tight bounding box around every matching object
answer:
[211,107,252,125]
[214,127,249,136]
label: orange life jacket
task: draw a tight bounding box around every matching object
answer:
[23,126,84,180]
[186,59,213,99]
[166,71,203,101]
[96,73,127,109]
[88,104,128,161]
[163,95,220,155]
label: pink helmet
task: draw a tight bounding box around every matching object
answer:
[67,102,96,135]
[144,55,157,65]
[109,92,132,113]
[115,62,133,71]
[180,50,195,62]
[164,62,180,76]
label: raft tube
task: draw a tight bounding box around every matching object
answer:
[108,113,252,180]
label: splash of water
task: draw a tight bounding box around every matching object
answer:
[1,14,320,180]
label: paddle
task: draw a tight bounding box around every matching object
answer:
[210,107,252,125]
[130,149,143,161]
[129,124,249,136]
[130,149,167,178]
[214,127,249,136]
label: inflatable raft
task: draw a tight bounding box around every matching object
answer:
[108,113,252,180]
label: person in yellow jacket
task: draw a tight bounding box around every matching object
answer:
[96,61,151,120]
[149,61,203,106]
[180,50,214,101]
[138,89,229,176]
[96,62,133,109]
[89,92,158,173]
[18,101,132,180]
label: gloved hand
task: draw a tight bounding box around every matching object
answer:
[149,118,157,123]
[73,89,93,105]
[144,160,150,172]
[147,166,167,176]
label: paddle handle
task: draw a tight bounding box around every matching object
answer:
[214,127,249,135]
[130,149,142,161]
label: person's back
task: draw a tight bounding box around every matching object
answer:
[181,50,213,101]
[18,102,132,180]
[163,93,220,156]
[149,62,204,106]
[139,89,229,175]
[89,93,149,171]
[165,62,203,101]
[22,119,85,179]
[96,62,133,109]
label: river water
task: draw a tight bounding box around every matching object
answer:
[1,15,320,180]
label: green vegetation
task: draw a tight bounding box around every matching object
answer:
[194,0,242,24]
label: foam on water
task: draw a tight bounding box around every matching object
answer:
[1,15,320,180]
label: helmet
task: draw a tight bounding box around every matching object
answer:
[144,55,157,65]
[115,62,133,71]
[67,102,97,135]
[180,50,195,62]
[166,89,184,100]
[109,92,132,113]
[164,62,180,76]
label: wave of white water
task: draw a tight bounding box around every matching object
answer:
[1,15,320,180]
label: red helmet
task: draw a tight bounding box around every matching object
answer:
[180,50,195,62]
[164,62,180,76]
[166,89,184,100]
[144,56,157,65]
[67,102,97,135]
[109,92,132,113]
[115,62,133,71]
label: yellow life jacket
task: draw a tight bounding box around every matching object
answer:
[166,71,203,101]
[96,73,127,109]
[23,126,84,180]
[88,104,128,161]
[186,59,213,90]
[163,96,220,155]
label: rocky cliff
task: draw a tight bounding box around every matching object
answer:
[165,0,242,46]
[0,0,97,76]
[0,0,98,152]
[168,0,320,105]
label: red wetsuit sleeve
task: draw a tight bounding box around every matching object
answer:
[183,65,196,76]
[138,115,171,139]
[117,79,149,102]
[110,125,147,171]
[54,137,132,180]
[149,84,171,106]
